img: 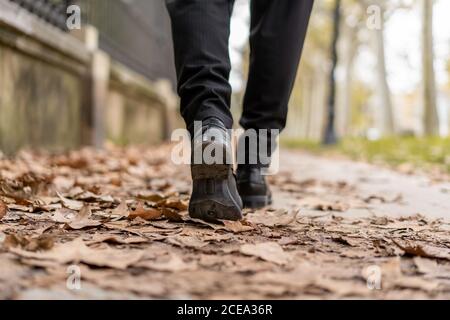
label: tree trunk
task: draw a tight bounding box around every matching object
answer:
[323,0,341,145]
[422,0,439,136]
[374,12,395,136]
[337,22,358,137]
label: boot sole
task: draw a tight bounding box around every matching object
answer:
[189,143,243,222]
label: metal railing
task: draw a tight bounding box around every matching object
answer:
[8,0,70,30]
[75,0,175,84]
[8,0,176,85]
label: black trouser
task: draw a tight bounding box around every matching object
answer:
[166,0,314,135]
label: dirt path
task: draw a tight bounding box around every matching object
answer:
[1,146,449,299]
[275,150,450,219]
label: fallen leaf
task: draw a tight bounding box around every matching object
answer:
[56,191,84,211]
[167,235,208,249]
[393,276,439,292]
[50,208,77,223]
[157,198,188,211]
[9,238,143,269]
[161,207,185,222]
[111,199,129,219]
[247,209,299,227]
[221,220,255,233]
[136,254,196,272]
[332,236,359,247]
[66,206,102,230]
[3,234,54,252]
[298,197,349,212]
[393,240,450,261]
[77,191,114,203]
[0,200,7,219]
[413,257,450,279]
[135,191,166,202]
[86,234,149,245]
[240,242,291,265]
[128,203,162,221]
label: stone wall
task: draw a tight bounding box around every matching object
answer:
[0,0,180,155]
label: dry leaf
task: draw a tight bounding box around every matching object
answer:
[136,191,166,202]
[136,254,196,272]
[66,206,102,230]
[0,200,7,219]
[393,240,450,261]
[240,242,291,265]
[298,197,349,212]
[247,209,299,227]
[128,203,162,221]
[56,191,84,211]
[86,234,149,245]
[111,200,129,219]
[50,208,77,223]
[167,235,208,249]
[221,220,255,233]
[3,234,54,252]
[9,238,143,270]
[158,198,188,211]
[161,207,185,222]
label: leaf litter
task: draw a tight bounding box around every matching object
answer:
[1,145,450,299]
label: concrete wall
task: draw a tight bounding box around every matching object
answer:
[0,0,180,155]
[0,40,85,154]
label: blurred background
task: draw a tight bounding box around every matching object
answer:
[0,0,449,170]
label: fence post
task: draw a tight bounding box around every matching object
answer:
[72,25,110,147]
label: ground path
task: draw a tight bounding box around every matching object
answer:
[1,146,449,299]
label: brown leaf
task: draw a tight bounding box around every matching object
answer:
[56,191,84,211]
[50,208,77,223]
[413,257,450,279]
[157,198,188,211]
[86,234,149,245]
[167,235,208,249]
[393,240,450,261]
[161,207,185,222]
[221,220,255,233]
[0,200,7,219]
[111,199,129,219]
[9,238,143,269]
[128,202,162,221]
[66,206,102,230]
[247,209,299,227]
[136,254,196,272]
[298,197,349,212]
[135,191,166,202]
[3,234,54,252]
[240,242,291,265]
[331,236,359,247]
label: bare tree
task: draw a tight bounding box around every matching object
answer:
[323,0,342,145]
[360,0,395,136]
[422,0,439,136]
[374,1,395,135]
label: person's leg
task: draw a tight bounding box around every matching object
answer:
[166,0,242,221]
[237,0,314,209]
[166,0,235,135]
[240,0,314,133]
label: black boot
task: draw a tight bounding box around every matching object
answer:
[236,166,272,209]
[189,118,243,222]
[235,131,276,209]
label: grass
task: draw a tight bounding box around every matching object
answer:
[281,136,450,173]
